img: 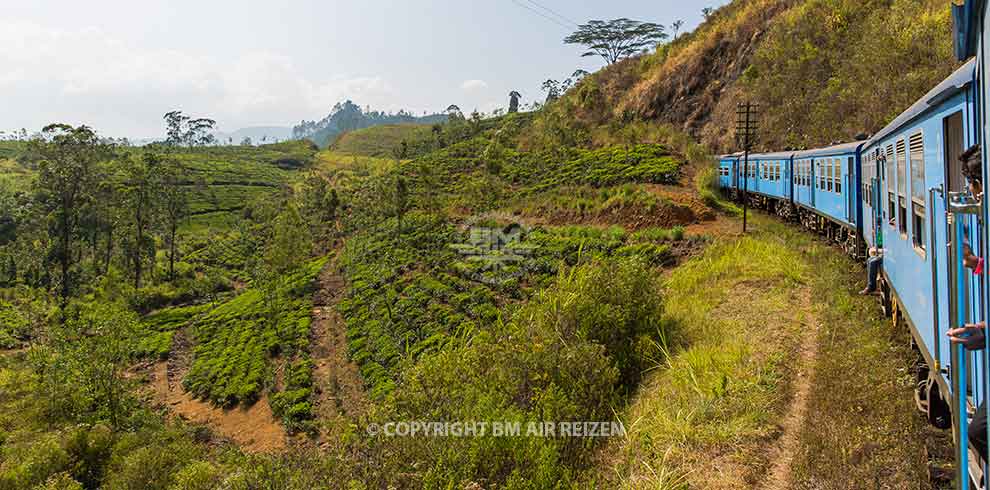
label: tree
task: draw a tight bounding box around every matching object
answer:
[702,8,713,19]
[542,79,562,103]
[446,105,464,121]
[163,111,190,146]
[161,158,190,281]
[120,152,164,289]
[32,302,139,428]
[241,136,253,146]
[163,111,217,146]
[394,176,409,237]
[672,20,685,39]
[508,91,522,113]
[29,124,110,304]
[564,18,667,65]
[257,204,310,344]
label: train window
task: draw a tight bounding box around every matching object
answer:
[896,140,907,238]
[910,133,926,253]
[886,145,896,229]
[819,162,826,189]
[836,158,843,194]
[828,160,834,192]
[944,112,965,193]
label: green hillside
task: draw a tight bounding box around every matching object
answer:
[544,0,956,152]
[331,124,434,158]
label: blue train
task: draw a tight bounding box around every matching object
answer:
[718,6,990,483]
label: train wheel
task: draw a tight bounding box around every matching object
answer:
[926,378,951,430]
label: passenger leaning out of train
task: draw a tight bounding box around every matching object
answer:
[962,144,983,202]
[859,233,884,295]
[948,144,987,461]
[948,244,988,461]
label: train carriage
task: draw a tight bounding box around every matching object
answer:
[746,151,793,201]
[790,143,864,252]
[791,142,862,229]
[859,61,983,479]
[718,153,739,191]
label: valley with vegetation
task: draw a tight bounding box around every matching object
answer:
[0,1,961,489]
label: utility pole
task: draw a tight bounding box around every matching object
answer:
[736,102,760,233]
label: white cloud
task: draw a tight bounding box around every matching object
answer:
[460,79,489,91]
[0,20,395,138]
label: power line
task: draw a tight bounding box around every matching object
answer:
[521,0,580,27]
[509,0,573,30]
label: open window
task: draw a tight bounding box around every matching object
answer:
[944,111,965,193]
[910,132,926,254]
[886,145,896,228]
[896,140,908,238]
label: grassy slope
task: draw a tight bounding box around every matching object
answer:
[546,0,956,153]
[601,215,942,489]
[331,124,433,158]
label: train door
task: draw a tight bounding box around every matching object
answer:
[811,159,816,208]
[847,156,855,222]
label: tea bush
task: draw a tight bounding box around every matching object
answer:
[182,258,325,407]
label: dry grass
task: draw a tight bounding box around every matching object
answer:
[595,214,950,489]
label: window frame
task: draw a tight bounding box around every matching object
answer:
[896,139,908,239]
[909,132,926,256]
[886,145,896,229]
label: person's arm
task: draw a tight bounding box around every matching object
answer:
[949,322,987,351]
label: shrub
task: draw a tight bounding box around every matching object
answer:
[182,258,326,407]
[382,258,668,488]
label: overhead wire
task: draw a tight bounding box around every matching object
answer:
[508,0,574,31]
[521,0,580,27]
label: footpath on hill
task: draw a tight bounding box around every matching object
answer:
[596,213,951,490]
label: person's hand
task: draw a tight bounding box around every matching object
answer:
[948,322,987,351]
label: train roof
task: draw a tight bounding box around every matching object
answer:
[865,58,975,148]
[792,141,864,159]
[719,153,742,160]
[745,151,795,160]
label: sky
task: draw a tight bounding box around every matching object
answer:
[1,0,730,140]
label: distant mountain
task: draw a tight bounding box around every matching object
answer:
[213,126,293,145]
[293,100,447,148]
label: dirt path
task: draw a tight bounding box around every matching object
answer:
[760,274,820,489]
[151,331,288,453]
[310,259,369,434]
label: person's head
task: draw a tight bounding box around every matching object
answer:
[961,145,983,199]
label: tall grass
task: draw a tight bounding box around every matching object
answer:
[602,218,811,487]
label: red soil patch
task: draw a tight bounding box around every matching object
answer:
[150,333,288,453]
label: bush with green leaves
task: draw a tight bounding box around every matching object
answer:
[381,257,667,488]
[182,258,325,407]
[270,357,316,433]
